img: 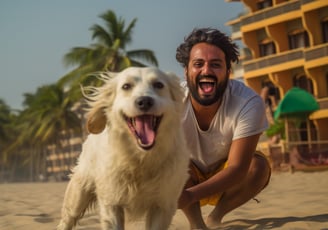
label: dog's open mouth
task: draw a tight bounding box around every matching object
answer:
[125,114,162,150]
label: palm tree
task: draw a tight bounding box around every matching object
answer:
[11,83,82,181]
[0,99,11,144]
[23,84,81,143]
[0,99,16,181]
[59,9,158,101]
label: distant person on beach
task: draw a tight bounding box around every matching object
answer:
[176,28,271,229]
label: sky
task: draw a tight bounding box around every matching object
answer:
[0,0,243,110]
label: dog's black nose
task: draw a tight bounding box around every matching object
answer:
[135,96,154,111]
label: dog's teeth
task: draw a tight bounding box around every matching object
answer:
[154,117,158,128]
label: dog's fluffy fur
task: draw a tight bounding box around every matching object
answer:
[57,67,189,230]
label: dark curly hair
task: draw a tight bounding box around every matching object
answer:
[176,28,239,70]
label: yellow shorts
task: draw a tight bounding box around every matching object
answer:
[190,160,228,206]
[190,151,270,206]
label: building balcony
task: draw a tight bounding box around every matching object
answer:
[230,21,242,40]
[301,0,316,5]
[317,97,328,110]
[244,43,328,74]
[240,0,315,27]
[243,49,303,72]
[241,1,301,26]
[305,43,328,62]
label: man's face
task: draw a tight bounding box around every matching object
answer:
[185,42,229,106]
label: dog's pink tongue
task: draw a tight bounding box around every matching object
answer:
[135,115,155,146]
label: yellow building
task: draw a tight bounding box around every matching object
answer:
[227,0,328,170]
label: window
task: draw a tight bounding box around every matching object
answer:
[300,121,317,142]
[288,30,309,49]
[321,19,328,43]
[257,0,272,10]
[326,74,328,97]
[259,40,276,57]
[293,75,313,94]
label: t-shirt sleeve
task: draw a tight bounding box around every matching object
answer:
[233,95,268,140]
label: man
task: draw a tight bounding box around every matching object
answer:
[176,28,271,229]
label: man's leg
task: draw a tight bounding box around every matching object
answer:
[206,154,271,228]
[182,200,208,230]
[181,165,209,230]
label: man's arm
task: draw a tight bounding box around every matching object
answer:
[184,133,261,206]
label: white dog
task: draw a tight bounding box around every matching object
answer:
[57,67,189,230]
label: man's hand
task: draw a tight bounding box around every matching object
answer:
[178,188,194,209]
[178,162,199,209]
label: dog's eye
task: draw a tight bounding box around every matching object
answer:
[122,83,132,90]
[153,81,164,89]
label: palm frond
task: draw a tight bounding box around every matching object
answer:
[63,47,94,68]
[99,10,120,39]
[127,49,158,66]
[123,18,137,45]
[57,63,95,88]
[90,24,113,46]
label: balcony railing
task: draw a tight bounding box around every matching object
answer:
[242,1,300,26]
[301,0,315,4]
[230,20,242,33]
[305,44,328,61]
[243,49,304,72]
[317,98,328,109]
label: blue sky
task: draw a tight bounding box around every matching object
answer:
[0,0,243,110]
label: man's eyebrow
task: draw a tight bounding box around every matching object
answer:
[191,58,224,63]
[191,58,203,62]
[211,58,224,63]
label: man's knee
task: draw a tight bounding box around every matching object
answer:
[248,154,271,189]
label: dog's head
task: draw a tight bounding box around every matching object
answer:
[84,67,184,150]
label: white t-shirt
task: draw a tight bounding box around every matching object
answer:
[182,79,268,173]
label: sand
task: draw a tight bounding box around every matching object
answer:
[1,170,328,230]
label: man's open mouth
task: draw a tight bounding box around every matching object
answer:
[124,114,162,150]
[198,78,216,94]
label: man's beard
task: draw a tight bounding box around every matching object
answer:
[187,73,229,106]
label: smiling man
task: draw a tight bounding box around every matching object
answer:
[176,28,271,230]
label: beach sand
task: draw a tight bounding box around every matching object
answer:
[1,170,328,230]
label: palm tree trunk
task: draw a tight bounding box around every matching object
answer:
[29,154,34,182]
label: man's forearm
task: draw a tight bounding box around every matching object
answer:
[186,166,246,203]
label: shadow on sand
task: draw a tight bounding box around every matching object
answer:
[217,213,328,230]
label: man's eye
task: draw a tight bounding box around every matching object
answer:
[153,81,164,89]
[122,83,132,90]
[193,62,203,67]
[212,63,222,68]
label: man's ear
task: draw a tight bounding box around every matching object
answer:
[227,69,231,78]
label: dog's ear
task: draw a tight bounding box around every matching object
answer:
[87,109,107,134]
[83,71,118,134]
[166,72,185,103]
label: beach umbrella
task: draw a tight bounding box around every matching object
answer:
[274,87,319,120]
[274,87,319,146]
